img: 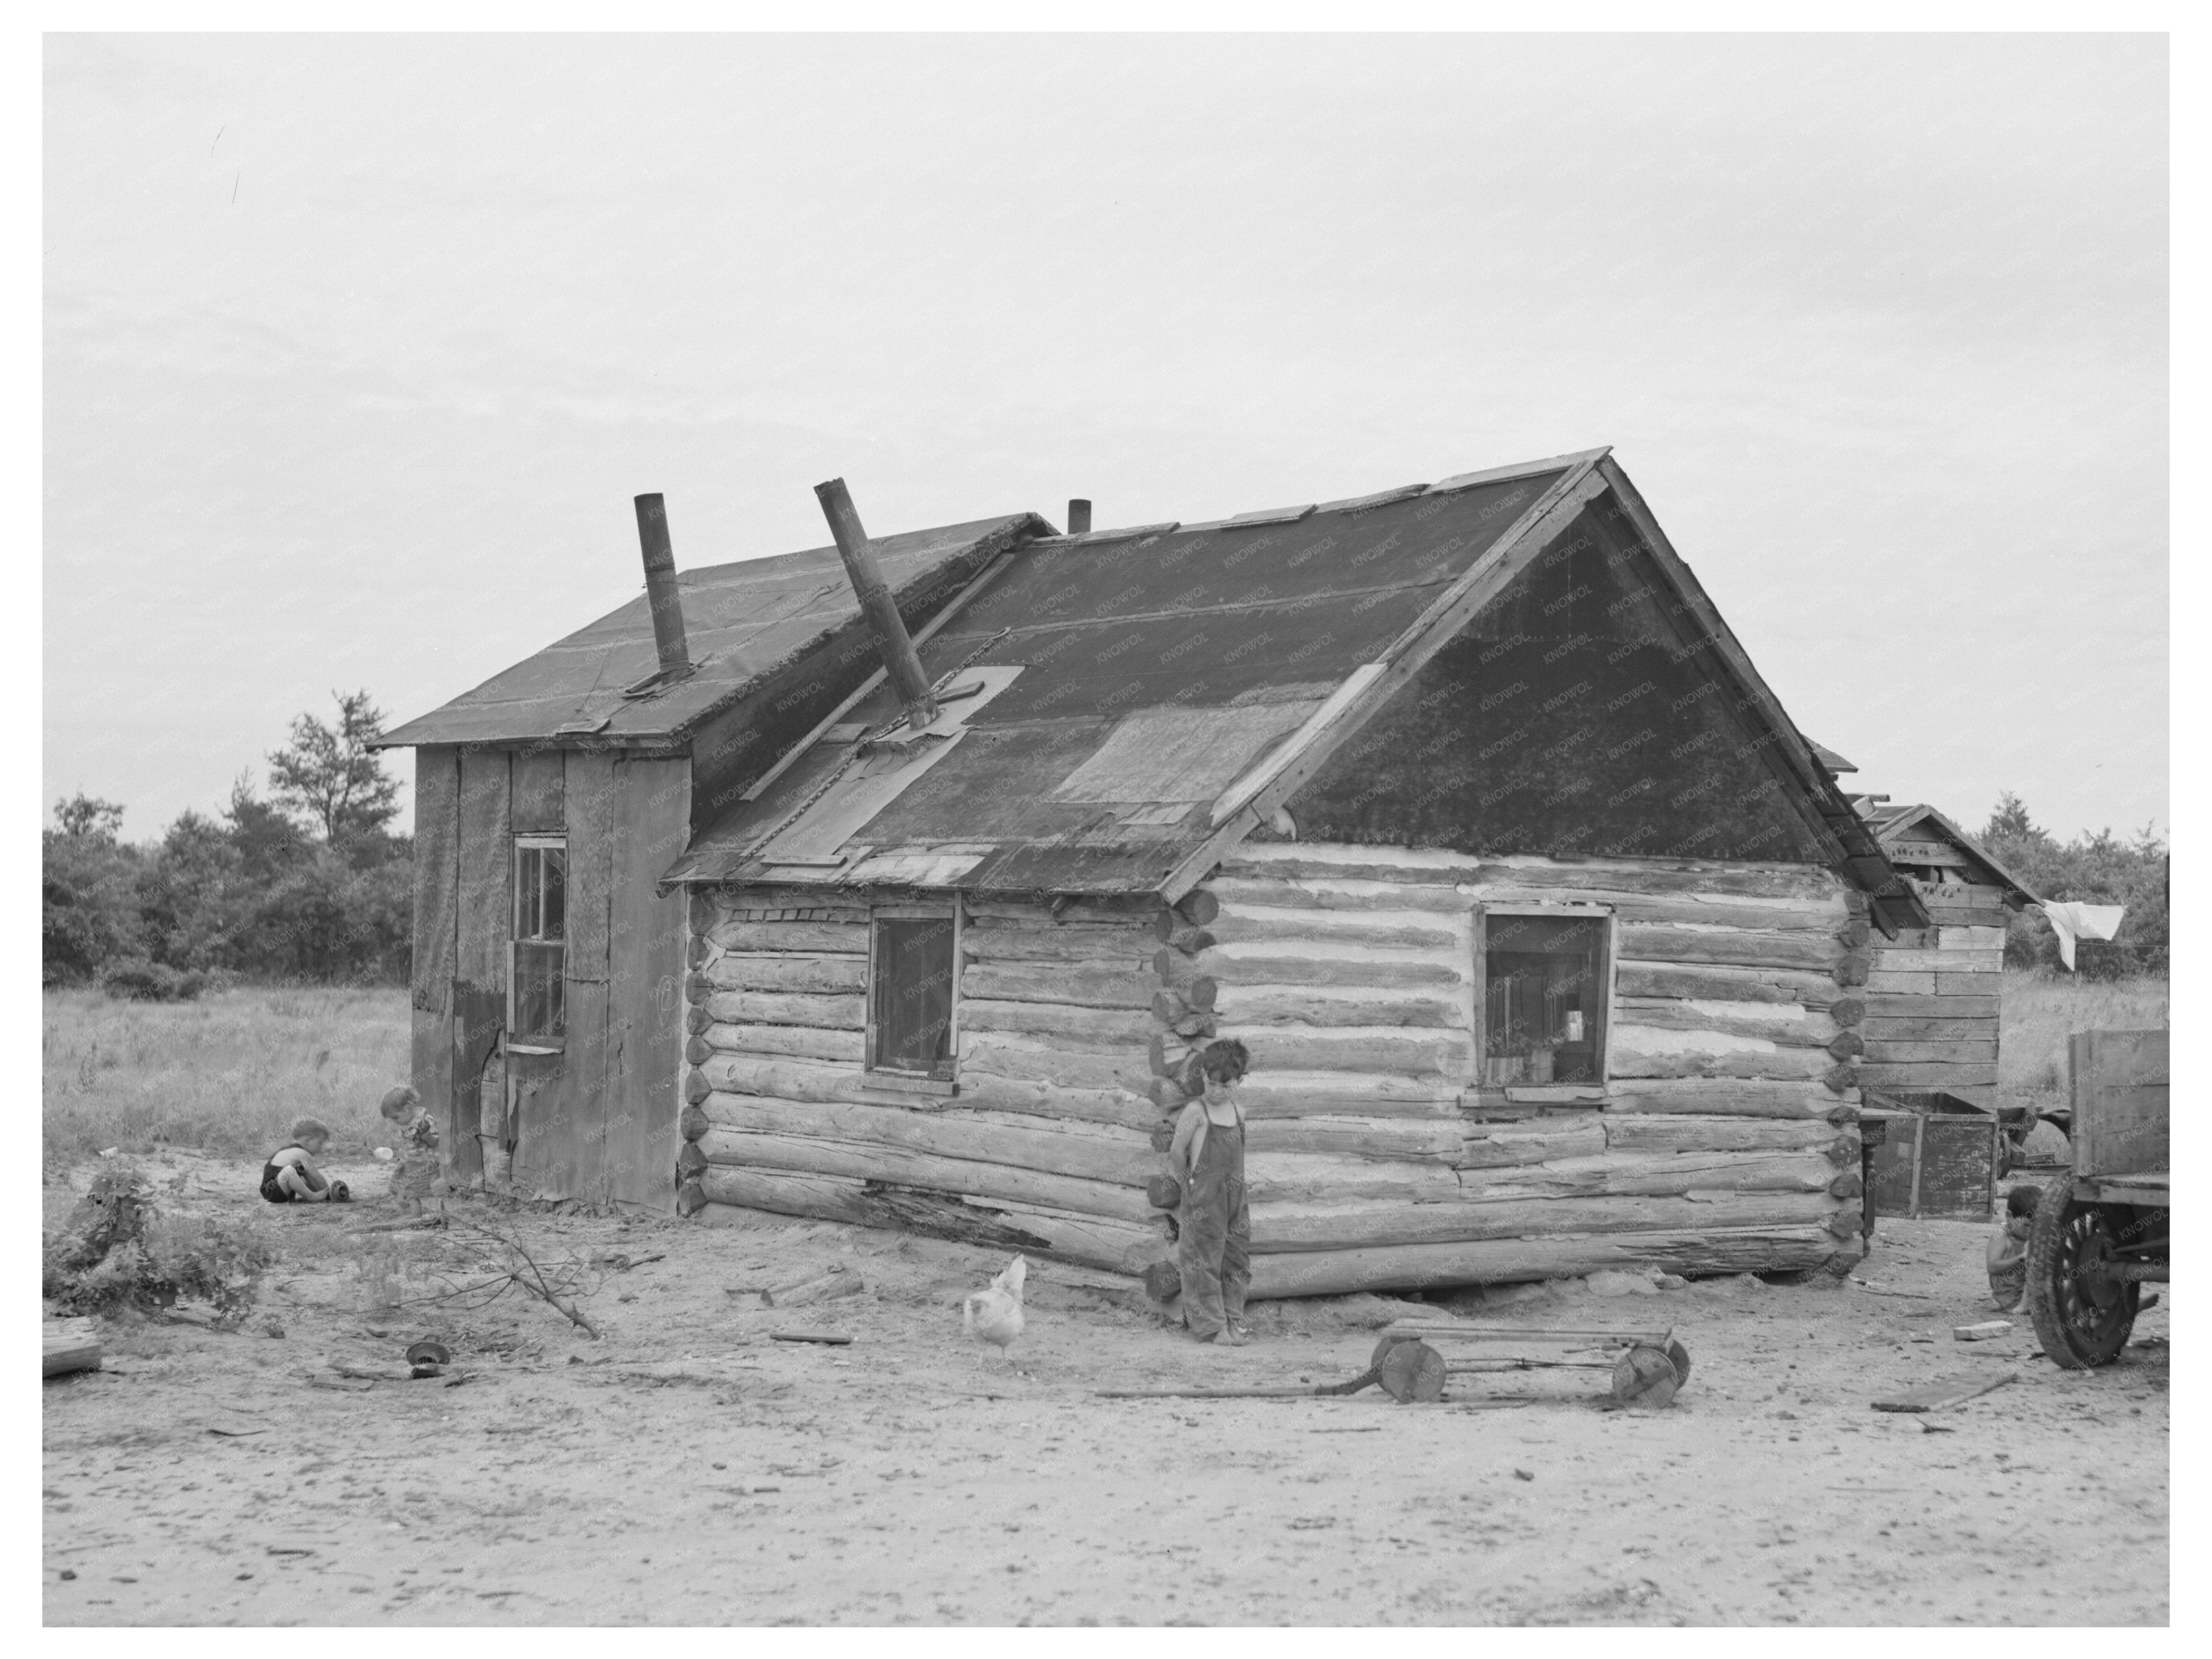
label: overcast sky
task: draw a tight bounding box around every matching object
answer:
[44,32,2167,845]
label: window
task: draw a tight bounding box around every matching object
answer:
[1479,908,1611,1086]
[510,838,566,1051]
[867,905,959,1083]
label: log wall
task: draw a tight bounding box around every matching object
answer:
[679,843,1871,1296]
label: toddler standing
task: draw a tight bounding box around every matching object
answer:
[380,1084,440,1213]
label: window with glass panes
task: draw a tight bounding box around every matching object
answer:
[867,906,958,1081]
[510,838,566,1050]
[1478,908,1611,1086]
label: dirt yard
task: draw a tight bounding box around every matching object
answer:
[43,1150,2168,1627]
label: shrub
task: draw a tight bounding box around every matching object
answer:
[98,957,207,1002]
[43,1165,276,1323]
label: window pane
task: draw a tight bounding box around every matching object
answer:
[1483,914,1606,1085]
[541,847,566,941]
[871,916,956,1075]
[517,848,542,941]
[513,941,565,1043]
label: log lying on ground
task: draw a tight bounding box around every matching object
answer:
[1193,943,1465,992]
[1218,847,1845,901]
[1600,1079,1856,1118]
[1614,998,1841,1047]
[696,953,869,995]
[1248,1192,1840,1253]
[959,961,1157,1009]
[1616,925,1842,973]
[697,1167,1157,1275]
[695,1093,1151,1183]
[1242,1224,1844,1299]
[691,1023,864,1066]
[1454,1151,1843,1201]
[959,998,1152,1049]
[1600,1114,1851,1155]
[708,919,869,954]
[697,1129,1153,1225]
[1208,905,1462,950]
[44,1319,101,1378]
[1211,985,1464,1030]
[1455,1120,1611,1168]
[696,990,865,1030]
[1613,961,1845,1009]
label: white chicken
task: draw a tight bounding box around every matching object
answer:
[961,1254,1027,1370]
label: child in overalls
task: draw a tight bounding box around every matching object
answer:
[379,1084,440,1212]
[1169,1038,1253,1346]
[260,1117,349,1204]
[1986,1185,2040,1311]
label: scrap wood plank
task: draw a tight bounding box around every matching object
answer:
[43,1320,101,1378]
[1870,1371,2017,1413]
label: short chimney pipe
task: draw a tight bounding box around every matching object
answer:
[632,493,692,678]
[1067,498,1092,536]
[813,477,939,734]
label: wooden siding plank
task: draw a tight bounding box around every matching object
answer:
[606,756,690,1210]
[409,746,460,1017]
[454,748,511,994]
[409,1008,455,1187]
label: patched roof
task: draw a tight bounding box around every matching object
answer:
[666,450,1922,928]
[373,514,1043,749]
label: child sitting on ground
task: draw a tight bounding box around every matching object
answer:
[379,1084,439,1213]
[1986,1185,2040,1310]
[1168,1038,1253,1346]
[260,1118,349,1205]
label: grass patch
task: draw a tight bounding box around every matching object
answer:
[1999,969,2168,1115]
[43,984,410,1169]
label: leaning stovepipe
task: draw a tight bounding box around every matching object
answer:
[813,477,939,735]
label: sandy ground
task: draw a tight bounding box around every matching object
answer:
[43,1151,2168,1627]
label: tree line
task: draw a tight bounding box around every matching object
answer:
[1979,794,2167,978]
[43,692,412,997]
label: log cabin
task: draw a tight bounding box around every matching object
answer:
[377,448,1929,1296]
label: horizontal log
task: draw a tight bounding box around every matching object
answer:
[1209,905,1461,950]
[1220,846,1844,900]
[1244,1152,1460,1204]
[960,961,1156,1009]
[687,934,711,970]
[1242,1224,1845,1298]
[1248,1192,1838,1253]
[961,928,1157,968]
[1827,1032,1864,1060]
[1861,1016,1999,1042]
[1862,993,2001,1019]
[1858,1040,2000,1065]
[964,899,1161,927]
[690,1054,1157,1129]
[1212,984,1464,1030]
[677,1178,707,1216]
[1455,1121,1610,1168]
[1174,888,1220,927]
[1600,1079,1854,1118]
[959,998,1152,1049]
[960,1034,1152,1094]
[1604,1037,1835,1083]
[681,1102,710,1139]
[1836,954,1871,987]
[1829,1169,1864,1198]
[1156,921,1218,953]
[1829,997,1865,1028]
[1206,877,1470,915]
[1600,1114,1849,1155]
[693,1022,865,1065]
[1148,1077,1194,1112]
[1216,1027,1467,1077]
[695,1167,1158,1275]
[709,919,870,954]
[1195,942,1465,992]
[1613,998,1839,1047]
[695,1094,1150,1184]
[698,1129,1153,1224]
[1857,1062,1998,1089]
[1454,1152,1842,1201]
[698,953,870,996]
[698,989,865,1029]
[950,1071,1159,1131]
[1868,948,2002,973]
[1244,1117,1464,1161]
[709,882,879,913]
[1616,923,1843,973]
[1611,961,1843,1008]
[1237,1072,1462,1119]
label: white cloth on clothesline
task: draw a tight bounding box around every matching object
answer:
[2038,902,2125,970]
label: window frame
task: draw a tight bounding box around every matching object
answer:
[863,898,962,1096]
[1472,901,1616,1095]
[507,834,568,1056]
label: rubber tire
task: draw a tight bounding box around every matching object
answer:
[2025,1173,2139,1369]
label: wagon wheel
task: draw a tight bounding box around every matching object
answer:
[1377,1338,1445,1403]
[1611,1344,1681,1408]
[2025,1173,2140,1369]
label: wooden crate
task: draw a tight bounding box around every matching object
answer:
[2069,1028,2169,1180]
[1864,1091,1998,1221]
